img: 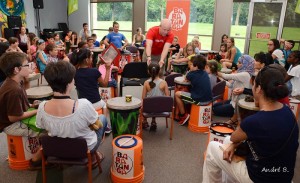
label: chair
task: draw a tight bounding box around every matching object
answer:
[40,136,102,183]
[164,73,182,96]
[126,45,139,61]
[142,96,175,140]
[120,62,150,96]
[212,80,226,103]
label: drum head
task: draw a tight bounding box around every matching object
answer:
[115,136,137,148]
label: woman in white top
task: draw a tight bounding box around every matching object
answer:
[17,26,30,53]
[36,61,107,159]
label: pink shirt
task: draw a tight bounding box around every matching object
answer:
[98,64,112,81]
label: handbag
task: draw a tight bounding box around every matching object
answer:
[89,119,103,131]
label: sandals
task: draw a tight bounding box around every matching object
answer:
[142,120,149,129]
[227,118,238,128]
[149,119,157,132]
[92,151,104,169]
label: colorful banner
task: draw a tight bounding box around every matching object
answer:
[68,0,78,16]
[295,0,300,14]
[166,0,190,47]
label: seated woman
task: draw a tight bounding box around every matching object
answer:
[131,27,145,47]
[203,67,299,183]
[220,37,242,69]
[213,55,254,124]
[36,61,108,160]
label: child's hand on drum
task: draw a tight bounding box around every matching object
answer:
[233,87,244,95]
[32,100,42,109]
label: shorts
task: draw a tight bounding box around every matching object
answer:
[180,91,211,106]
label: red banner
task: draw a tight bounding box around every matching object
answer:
[166,0,190,48]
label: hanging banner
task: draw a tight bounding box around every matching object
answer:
[68,0,78,15]
[166,0,190,47]
[295,0,300,14]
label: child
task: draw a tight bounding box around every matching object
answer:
[36,39,48,73]
[205,60,218,90]
[87,37,95,49]
[285,51,300,100]
[45,44,69,63]
[29,37,39,61]
[98,60,118,97]
[64,30,73,53]
[0,52,40,137]
[91,34,100,47]
[142,63,169,130]
[219,43,227,59]
[166,42,195,75]
[53,33,64,48]
[45,34,55,47]
[169,36,180,56]
[6,37,23,53]
[192,38,201,54]
[70,32,78,46]
[73,48,112,133]
[175,55,212,125]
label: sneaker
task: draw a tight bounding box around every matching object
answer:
[105,127,112,134]
[178,113,190,126]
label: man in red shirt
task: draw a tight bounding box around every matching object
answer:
[143,19,174,76]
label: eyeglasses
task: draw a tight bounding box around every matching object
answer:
[21,64,30,67]
[187,49,193,51]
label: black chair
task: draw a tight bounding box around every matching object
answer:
[142,96,174,140]
[164,73,182,96]
[40,136,102,183]
[212,80,226,103]
[120,62,150,96]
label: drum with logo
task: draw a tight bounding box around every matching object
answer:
[7,135,41,170]
[207,123,235,144]
[111,135,144,183]
[174,76,191,119]
[99,87,115,103]
[289,98,300,119]
[107,97,142,138]
[188,103,212,133]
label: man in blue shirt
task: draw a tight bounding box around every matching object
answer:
[104,21,128,51]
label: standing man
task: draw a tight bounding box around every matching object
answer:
[143,19,174,75]
[79,23,91,42]
[104,21,128,51]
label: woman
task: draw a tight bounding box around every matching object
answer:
[17,26,30,53]
[132,27,145,47]
[213,55,254,123]
[220,37,242,69]
[203,67,299,183]
[267,38,285,67]
[36,61,108,160]
[221,34,228,44]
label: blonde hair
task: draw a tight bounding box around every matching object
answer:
[183,42,195,57]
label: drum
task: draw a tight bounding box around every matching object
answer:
[207,50,219,60]
[107,97,142,138]
[26,86,53,103]
[207,122,235,144]
[27,73,41,82]
[7,135,41,170]
[172,62,188,75]
[99,87,115,103]
[188,103,212,133]
[220,68,232,74]
[237,98,259,121]
[70,45,78,52]
[118,53,132,74]
[174,77,191,119]
[289,98,300,119]
[111,135,144,183]
[198,50,209,58]
[91,47,104,68]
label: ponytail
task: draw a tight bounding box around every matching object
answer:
[148,63,160,89]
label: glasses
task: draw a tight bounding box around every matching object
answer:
[187,49,193,51]
[21,64,30,67]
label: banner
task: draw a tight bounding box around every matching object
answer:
[166,0,190,47]
[68,0,78,15]
[295,0,300,14]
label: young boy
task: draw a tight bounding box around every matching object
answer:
[175,55,212,125]
[0,52,39,136]
[169,36,180,56]
[91,33,100,47]
[87,37,95,49]
[6,37,23,53]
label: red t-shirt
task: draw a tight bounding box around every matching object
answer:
[146,26,174,55]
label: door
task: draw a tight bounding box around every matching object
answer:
[245,0,287,56]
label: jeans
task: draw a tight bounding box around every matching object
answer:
[91,114,108,152]
[213,100,234,117]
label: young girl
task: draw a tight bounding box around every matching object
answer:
[192,38,201,54]
[54,33,64,48]
[205,60,219,90]
[70,32,78,46]
[166,42,195,74]
[142,63,169,131]
[6,37,23,53]
[64,30,72,53]
[29,36,39,61]
[220,37,242,69]
[285,51,300,100]
[219,43,227,59]
[36,39,48,73]
[98,60,119,97]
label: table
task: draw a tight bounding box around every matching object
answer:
[172,62,188,75]
[237,98,259,122]
[107,97,141,138]
[26,86,53,103]
[174,76,191,119]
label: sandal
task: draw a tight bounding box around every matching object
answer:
[92,151,104,169]
[149,119,157,132]
[142,120,149,129]
[226,118,238,127]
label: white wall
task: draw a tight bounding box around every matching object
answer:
[24,0,36,34]
[69,0,90,35]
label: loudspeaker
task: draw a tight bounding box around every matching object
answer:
[58,23,69,32]
[33,0,44,9]
[4,28,15,39]
[7,16,22,29]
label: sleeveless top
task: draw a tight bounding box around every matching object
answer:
[146,78,165,97]
[135,34,144,45]
[233,46,242,64]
